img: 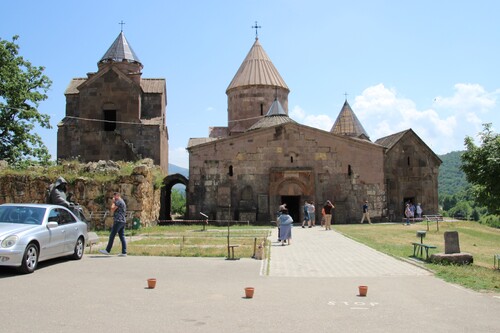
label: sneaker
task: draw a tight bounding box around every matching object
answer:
[99,249,110,255]
[118,253,127,257]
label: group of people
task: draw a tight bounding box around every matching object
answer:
[47,176,128,256]
[404,202,423,225]
[301,201,316,228]
[276,200,336,246]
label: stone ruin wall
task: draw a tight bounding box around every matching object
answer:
[0,164,160,229]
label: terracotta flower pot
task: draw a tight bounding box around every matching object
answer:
[147,278,157,289]
[358,285,368,296]
[244,287,255,298]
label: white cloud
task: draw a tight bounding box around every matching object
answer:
[434,83,495,113]
[290,105,333,131]
[290,83,499,155]
[169,146,189,169]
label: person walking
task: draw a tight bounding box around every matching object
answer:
[323,200,334,230]
[99,192,127,256]
[360,200,372,224]
[308,201,316,227]
[278,208,293,246]
[301,200,310,228]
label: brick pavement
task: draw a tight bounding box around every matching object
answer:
[267,225,431,277]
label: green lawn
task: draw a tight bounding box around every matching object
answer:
[334,221,500,292]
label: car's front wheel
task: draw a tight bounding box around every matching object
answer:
[19,243,38,274]
[71,237,84,260]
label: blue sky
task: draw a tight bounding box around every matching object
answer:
[2,0,499,169]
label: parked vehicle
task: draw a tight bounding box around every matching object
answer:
[0,203,88,273]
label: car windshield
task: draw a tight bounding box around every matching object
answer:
[0,206,45,225]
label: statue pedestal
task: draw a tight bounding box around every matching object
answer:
[430,252,474,265]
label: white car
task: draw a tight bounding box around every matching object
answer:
[0,203,88,273]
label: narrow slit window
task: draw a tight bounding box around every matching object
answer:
[348,165,352,176]
[228,165,233,177]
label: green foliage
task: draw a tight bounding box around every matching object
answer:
[461,123,500,215]
[438,150,469,196]
[479,214,500,228]
[171,188,186,216]
[448,201,472,220]
[0,35,53,165]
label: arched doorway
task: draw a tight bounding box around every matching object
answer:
[160,174,189,220]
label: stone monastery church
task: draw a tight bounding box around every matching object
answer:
[58,30,441,224]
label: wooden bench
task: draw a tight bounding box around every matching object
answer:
[412,242,437,260]
[494,254,500,270]
[86,232,99,253]
[424,214,443,231]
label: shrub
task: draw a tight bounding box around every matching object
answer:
[479,214,500,228]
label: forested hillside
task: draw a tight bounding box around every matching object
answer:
[438,150,468,196]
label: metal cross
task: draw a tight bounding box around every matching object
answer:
[251,21,261,39]
[119,20,125,32]
[344,92,349,100]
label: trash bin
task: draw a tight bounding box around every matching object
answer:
[132,217,141,230]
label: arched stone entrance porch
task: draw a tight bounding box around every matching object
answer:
[269,168,314,224]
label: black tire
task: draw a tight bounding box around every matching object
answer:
[71,237,84,260]
[19,243,38,274]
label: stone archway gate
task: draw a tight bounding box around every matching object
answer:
[160,173,189,220]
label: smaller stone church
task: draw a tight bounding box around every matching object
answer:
[57,31,169,174]
[187,37,441,224]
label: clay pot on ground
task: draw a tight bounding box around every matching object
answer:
[358,285,368,296]
[147,278,157,289]
[244,287,255,298]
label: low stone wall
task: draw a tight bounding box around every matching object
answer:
[0,164,160,229]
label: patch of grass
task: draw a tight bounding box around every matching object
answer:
[99,225,272,258]
[334,221,500,292]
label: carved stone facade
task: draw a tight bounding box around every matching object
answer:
[187,38,441,224]
[57,32,168,174]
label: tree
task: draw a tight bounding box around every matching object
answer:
[461,123,500,214]
[171,188,186,216]
[0,35,52,165]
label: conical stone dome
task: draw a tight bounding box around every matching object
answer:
[331,100,370,139]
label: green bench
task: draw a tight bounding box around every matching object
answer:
[412,242,437,260]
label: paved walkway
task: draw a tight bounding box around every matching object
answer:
[1,225,499,332]
[267,226,431,277]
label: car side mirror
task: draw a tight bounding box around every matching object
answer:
[47,221,58,229]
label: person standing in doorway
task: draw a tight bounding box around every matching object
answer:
[99,192,127,256]
[301,200,310,228]
[323,200,334,230]
[416,203,423,218]
[360,200,372,224]
[404,203,411,226]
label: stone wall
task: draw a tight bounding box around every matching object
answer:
[0,163,160,229]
